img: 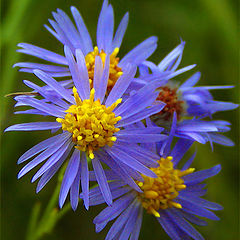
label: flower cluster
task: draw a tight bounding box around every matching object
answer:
[5,0,238,239]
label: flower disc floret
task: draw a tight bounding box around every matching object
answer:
[136,156,195,217]
[56,87,122,159]
[85,46,123,92]
[155,86,184,120]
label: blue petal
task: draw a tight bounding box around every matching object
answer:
[80,153,89,210]
[33,70,74,104]
[115,129,167,143]
[158,41,185,72]
[89,169,123,181]
[119,36,158,67]
[93,192,135,224]
[59,149,80,208]
[31,140,73,182]
[175,132,208,144]
[97,0,109,51]
[93,56,104,100]
[44,24,61,42]
[171,139,193,167]
[114,80,160,117]
[105,64,137,107]
[118,161,144,182]
[178,195,223,211]
[129,207,143,240]
[36,146,72,193]
[116,102,165,128]
[75,49,90,98]
[17,43,67,65]
[115,90,160,120]
[23,80,71,109]
[64,45,88,100]
[183,164,221,185]
[89,187,130,206]
[70,163,81,211]
[20,68,71,77]
[182,151,197,170]
[92,156,112,206]
[14,62,69,72]
[180,72,201,89]
[54,9,85,52]
[157,211,182,240]
[102,5,114,53]
[177,121,218,132]
[179,210,208,226]
[118,202,141,240]
[14,109,49,116]
[99,151,141,191]
[208,101,239,113]
[17,133,65,164]
[105,199,138,240]
[71,6,93,53]
[208,133,235,146]
[176,198,220,221]
[167,208,204,240]
[194,85,235,90]
[18,135,70,179]
[5,122,61,132]
[48,18,75,53]
[165,64,196,79]
[180,185,207,197]
[97,55,110,103]
[105,146,157,178]
[13,96,65,118]
[160,111,177,156]
[87,181,124,199]
[115,142,159,167]
[112,12,129,49]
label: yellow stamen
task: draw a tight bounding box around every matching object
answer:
[57,88,122,158]
[106,98,122,112]
[85,46,123,94]
[149,207,160,218]
[111,136,117,142]
[169,201,182,209]
[145,190,159,199]
[136,156,194,217]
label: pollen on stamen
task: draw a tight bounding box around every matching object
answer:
[85,46,123,94]
[136,156,194,217]
[153,86,184,121]
[56,87,122,159]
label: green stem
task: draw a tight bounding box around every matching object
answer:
[25,164,68,240]
[26,202,41,240]
[25,162,97,240]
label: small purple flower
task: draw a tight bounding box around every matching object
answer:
[14,0,158,94]
[130,41,238,147]
[88,119,222,240]
[135,42,238,121]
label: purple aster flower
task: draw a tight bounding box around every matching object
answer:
[13,0,158,94]
[151,72,238,121]
[5,45,168,211]
[130,41,238,147]
[88,117,222,240]
[134,41,238,121]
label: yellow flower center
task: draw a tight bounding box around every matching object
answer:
[136,156,195,218]
[85,46,123,93]
[56,87,122,159]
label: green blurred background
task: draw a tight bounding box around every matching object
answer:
[1,0,239,239]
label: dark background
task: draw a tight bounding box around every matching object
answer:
[1,0,239,239]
